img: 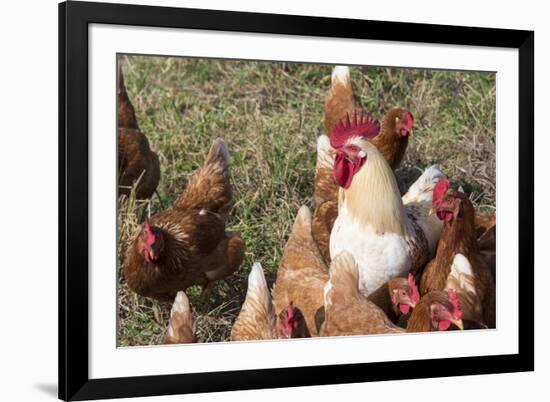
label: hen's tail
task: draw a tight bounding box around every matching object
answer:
[280,206,327,273]
[402,165,446,205]
[164,291,194,344]
[231,263,278,341]
[324,65,356,133]
[117,64,138,130]
[324,251,359,306]
[175,138,232,218]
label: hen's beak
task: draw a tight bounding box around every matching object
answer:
[149,248,156,261]
[451,319,464,330]
[408,128,414,138]
[428,207,436,216]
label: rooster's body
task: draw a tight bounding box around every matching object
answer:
[329,136,444,296]
[313,66,416,263]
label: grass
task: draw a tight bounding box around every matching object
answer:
[117,55,496,346]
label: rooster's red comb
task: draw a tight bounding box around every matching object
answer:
[330,111,380,149]
[447,289,463,320]
[432,178,450,206]
[407,273,420,304]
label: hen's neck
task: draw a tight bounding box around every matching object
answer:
[341,141,407,236]
[434,206,478,262]
[149,224,189,271]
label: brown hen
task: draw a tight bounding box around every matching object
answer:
[321,252,404,336]
[419,179,495,327]
[123,138,245,302]
[368,274,420,326]
[407,289,464,332]
[231,263,309,341]
[271,206,329,336]
[117,66,160,200]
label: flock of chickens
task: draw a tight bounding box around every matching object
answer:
[118,64,496,345]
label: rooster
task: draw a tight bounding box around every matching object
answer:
[312,66,417,263]
[321,252,404,336]
[419,179,495,327]
[328,115,445,296]
[118,66,160,200]
[123,138,245,301]
[271,206,329,336]
[231,263,309,341]
[164,291,195,344]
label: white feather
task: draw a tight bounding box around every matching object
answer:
[331,65,350,85]
[446,253,477,295]
[402,164,445,204]
[246,262,271,309]
[330,203,410,296]
[316,134,334,171]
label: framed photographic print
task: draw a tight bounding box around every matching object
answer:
[59,1,534,400]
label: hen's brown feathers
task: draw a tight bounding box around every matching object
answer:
[407,291,451,332]
[118,64,138,130]
[311,135,338,263]
[420,191,479,294]
[173,139,233,218]
[370,109,409,170]
[321,252,404,336]
[117,66,160,200]
[323,66,358,134]
[368,277,408,324]
[164,291,195,344]
[271,206,329,337]
[123,139,245,302]
[419,190,495,327]
[118,128,161,200]
[311,200,338,264]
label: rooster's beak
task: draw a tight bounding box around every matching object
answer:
[428,207,436,216]
[408,128,414,138]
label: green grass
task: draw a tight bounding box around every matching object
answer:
[117,55,496,346]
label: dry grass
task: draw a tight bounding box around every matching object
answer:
[117,55,496,346]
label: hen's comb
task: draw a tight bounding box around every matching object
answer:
[432,177,450,206]
[407,273,420,304]
[287,302,295,321]
[404,110,414,128]
[143,218,156,246]
[330,111,380,149]
[447,289,463,319]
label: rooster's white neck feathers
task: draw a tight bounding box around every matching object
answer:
[340,139,408,237]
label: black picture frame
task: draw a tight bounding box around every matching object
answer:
[59,1,534,400]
